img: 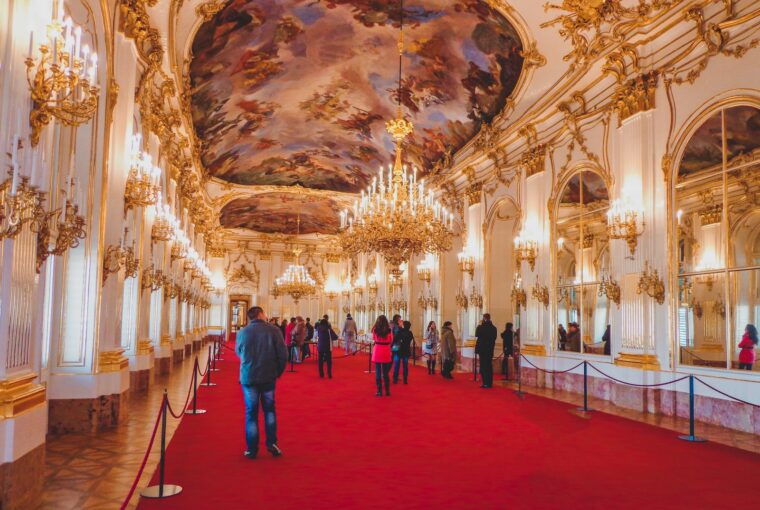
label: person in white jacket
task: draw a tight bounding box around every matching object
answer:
[342,314,358,354]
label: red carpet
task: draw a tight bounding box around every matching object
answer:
[139,344,759,509]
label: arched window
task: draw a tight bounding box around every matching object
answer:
[554,170,610,355]
[675,104,760,370]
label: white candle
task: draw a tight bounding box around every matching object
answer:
[74,26,81,61]
[52,35,58,65]
[11,163,19,195]
[81,44,89,77]
[10,134,19,167]
[28,30,34,60]
[90,54,97,86]
[63,18,72,51]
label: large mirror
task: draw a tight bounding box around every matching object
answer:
[676,105,760,370]
[554,170,611,355]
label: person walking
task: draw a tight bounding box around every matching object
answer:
[342,313,358,354]
[440,321,457,379]
[393,320,414,385]
[371,315,393,396]
[304,318,315,360]
[315,319,333,378]
[501,322,514,379]
[423,321,439,375]
[285,317,296,362]
[738,324,758,370]
[235,306,287,459]
[475,313,497,388]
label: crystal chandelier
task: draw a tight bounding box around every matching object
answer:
[271,217,317,304]
[338,0,452,277]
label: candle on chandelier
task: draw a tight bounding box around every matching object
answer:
[63,18,72,51]
[90,54,97,86]
[74,26,81,61]
[81,44,89,77]
[28,30,34,60]
[10,134,20,195]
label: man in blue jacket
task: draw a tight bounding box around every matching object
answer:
[236,306,288,459]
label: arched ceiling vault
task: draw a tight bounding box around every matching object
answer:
[171,0,530,235]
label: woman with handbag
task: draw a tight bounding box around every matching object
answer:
[371,315,393,396]
[423,321,439,375]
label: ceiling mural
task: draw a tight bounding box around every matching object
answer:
[219,192,343,234]
[190,0,524,196]
[679,106,760,179]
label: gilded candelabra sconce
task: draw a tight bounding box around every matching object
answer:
[531,280,550,309]
[2,137,46,242]
[457,250,474,277]
[417,264,431,283]
[324,288,338,300]
[390,275,403,292]
[342,303,351,314]
[511,286,527,310]
[25,13,100,146]
[598,274,621,307]
[514,234,538,272]
[141,265,164,292]
[368,275,378,297]
[607,199,645,257]
[455,287,468,309]
[469,287,483,309]
[391,299,408,313]
[695,273,716,291]
[34,198,86,273]
[102,241,136,285]
[341,281,351,298]
[636,261,665,305]
[417,292,427,310]
[713,297,726,319]
[377,299,386,314]
[356,301,366,313]
[124,135,161,214]
[694,301,703,319]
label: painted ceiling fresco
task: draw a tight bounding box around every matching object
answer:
[219,192,343,234]
[679,105,760,179]
[190,0,524,196]
[560,171,609,206]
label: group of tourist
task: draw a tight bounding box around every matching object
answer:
[558,323,611,355]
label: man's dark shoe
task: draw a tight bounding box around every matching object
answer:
[267,444,283,457]
[375,391,382,397]
[243,450,257,459]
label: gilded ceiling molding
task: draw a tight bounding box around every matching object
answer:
[196,1,225,21]
[542,0,677,70]
[611,71,658,124]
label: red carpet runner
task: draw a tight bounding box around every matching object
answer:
[139,345,759,510]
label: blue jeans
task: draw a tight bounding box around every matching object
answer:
[241,382,277,453]
[393,354,409,383]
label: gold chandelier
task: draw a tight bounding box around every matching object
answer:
[271,217,317,304]
[338,0,452,277]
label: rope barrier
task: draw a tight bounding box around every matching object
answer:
[119,394,165,509]
[519,355,584,375]
[196,356,210,378]
[694,377,760,408]
[586,363,690,388]
[166,368,196,419]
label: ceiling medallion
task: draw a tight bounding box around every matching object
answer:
[338,0,453,277]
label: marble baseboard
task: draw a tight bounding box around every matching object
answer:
[172,349,184,364]
[0,443,45,510]
[521,367,760,434]
[156,356,172,375]
[48,391,129,435]
[129,368,152,394]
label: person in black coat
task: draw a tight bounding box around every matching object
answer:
[475,313,498,388]
[302,318,314,360]
[500,322,514,378]
[315,319,333,378]
[602,325,611,355]
[392,321,414,384]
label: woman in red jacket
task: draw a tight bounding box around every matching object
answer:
[738,324,758,370]
[372,315,393,397]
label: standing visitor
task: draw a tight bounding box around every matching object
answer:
[423,321,439,375]
[304,318,315,360]
[558,324,568,351]
[280,318,288,338]
[440,321,457,379]
[371,315,393,397]
[501,322,514,379]
[235,306,287,459]
[393,320,414,385]
[738,324,758,370]
[342,313,358,354]
[602,325,611,355]
[475,313,497,388]
[293,317,307,362]
[566,323,581,352]
[316,319,333,378]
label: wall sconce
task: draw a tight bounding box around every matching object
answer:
[324,289,338,300]
[514,234,538,272]
[342,303,351,314]
[695,273,716,291]
[531,279,549,308]
[151,199,174,243]
[34,198,86,273]
[598,273,621,307]
[368,274,378,296]
[103,243,137,285]
[511,286,527,310]
[457,250,474,277]
[26,13,100,146]
[469,287,483,309]
[417,264,431,283]
[141,265,164,292]
[607,198,645,257]
[124,135,161,214]
[637,261,665,305]
[455,287,468,309]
